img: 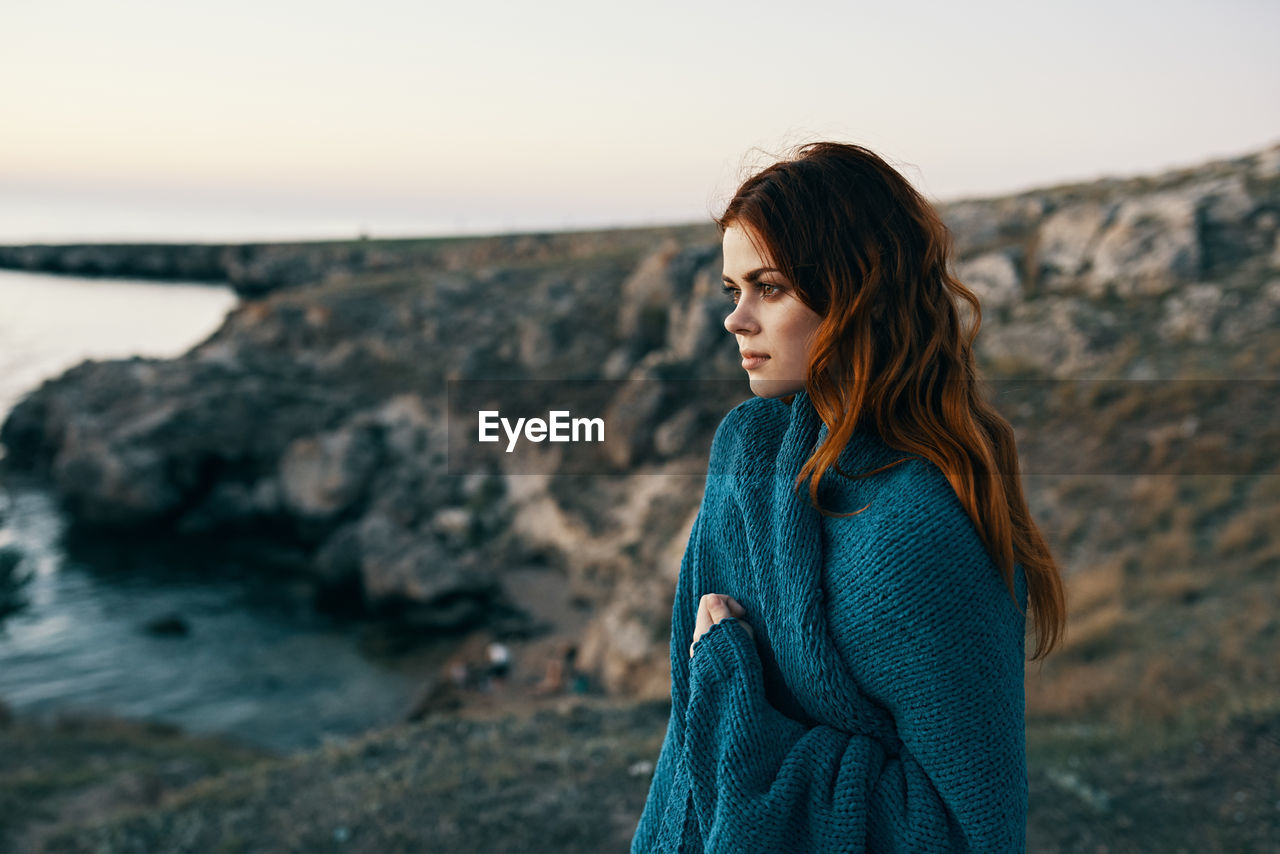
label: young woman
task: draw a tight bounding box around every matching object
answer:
[631,142,1066,853]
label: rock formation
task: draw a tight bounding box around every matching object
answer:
[2,143,1278,703]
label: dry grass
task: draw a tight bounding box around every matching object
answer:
[1026,461,1280,737]
[1217,584,1279,681]
[1213,504,1278,557]
[1139,523,1197,580]
[1057,601,1132,664]
[1064,556,1124,614]
[1124,475,1180,531]
[1141,568,1209,604]
[1194,476,1239,514]
[1027,659,1131,719]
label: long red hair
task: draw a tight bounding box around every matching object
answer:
[718,142,1066,661]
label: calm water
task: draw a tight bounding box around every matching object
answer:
[0,269,423,751]
[0,268,238,423]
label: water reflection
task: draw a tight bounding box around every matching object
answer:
[0,270,424,752]
[0,268,238,421]
[0,477,423,752]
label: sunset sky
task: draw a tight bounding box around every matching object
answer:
[3,0,1277,242]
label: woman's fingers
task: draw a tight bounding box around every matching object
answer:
[706,595,732,622]
[695,594,714,634]
[691,594,754,657]
[690,594,713,657]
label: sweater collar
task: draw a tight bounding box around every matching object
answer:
[772,389,918,478]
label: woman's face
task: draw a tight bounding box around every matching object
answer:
[721,223,822,399]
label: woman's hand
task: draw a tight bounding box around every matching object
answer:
[690,593,755,657]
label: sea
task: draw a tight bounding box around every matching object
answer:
[0,268,427,752]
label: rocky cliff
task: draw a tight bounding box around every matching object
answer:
[2,143,1278,719]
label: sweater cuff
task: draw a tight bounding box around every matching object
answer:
[688,617,758,686]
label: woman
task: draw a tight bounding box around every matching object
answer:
[631,142,1067,853]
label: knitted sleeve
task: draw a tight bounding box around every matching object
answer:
[681,528,1028,854]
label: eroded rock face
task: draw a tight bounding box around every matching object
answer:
[0,224,735,645]
[1036,201,1117,291]
[279,425,382,523]
[1091,190,1202,297]
[2,144,1278,698]
[955,250,1023,309]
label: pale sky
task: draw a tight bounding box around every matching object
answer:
[3,0,1277,242]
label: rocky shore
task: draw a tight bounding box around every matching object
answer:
[2,142,1279,850]
[0,224,718,298]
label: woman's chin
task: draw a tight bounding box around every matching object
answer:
[748,378,805,399]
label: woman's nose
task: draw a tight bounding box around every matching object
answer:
[724,299,759,336]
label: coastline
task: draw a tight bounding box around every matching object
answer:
[0,223,718,297]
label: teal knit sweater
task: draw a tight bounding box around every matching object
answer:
[630,391,1028,853]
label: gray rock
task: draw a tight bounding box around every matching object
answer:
[1090,190,1201,297]
[0,543,32,621]
[1036,202,1117,292]
[955,250,1023,309]
[279,424,381,523]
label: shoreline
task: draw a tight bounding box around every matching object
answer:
[0,222,717,297]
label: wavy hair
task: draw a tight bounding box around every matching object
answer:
[717,141,1066,661]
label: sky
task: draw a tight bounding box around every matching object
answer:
[3,0,1278,243]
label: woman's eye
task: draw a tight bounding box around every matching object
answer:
[722,282,783,303]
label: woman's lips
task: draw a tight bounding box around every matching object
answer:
[741,354,770,371]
